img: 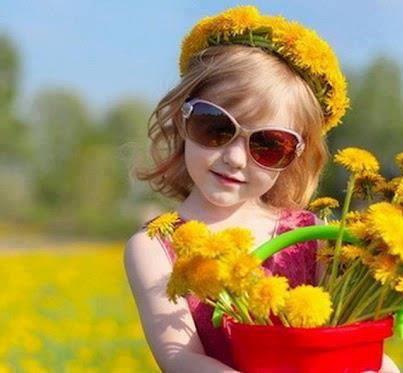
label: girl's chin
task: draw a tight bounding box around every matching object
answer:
[202,190,245,208]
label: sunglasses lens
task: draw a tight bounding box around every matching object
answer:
[186,102,236,147]
[250,130,299,169]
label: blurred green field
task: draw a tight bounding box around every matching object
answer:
[0,243,401,372]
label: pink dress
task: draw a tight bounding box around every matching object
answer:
[143,208,319,369]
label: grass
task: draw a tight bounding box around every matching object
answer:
[0,242,159,372]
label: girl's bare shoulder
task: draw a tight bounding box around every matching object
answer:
[125,211,172,262]
[124,224,168,278]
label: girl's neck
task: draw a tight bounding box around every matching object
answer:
[176,187,281,226]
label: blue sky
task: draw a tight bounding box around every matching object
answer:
[1,0,402,112]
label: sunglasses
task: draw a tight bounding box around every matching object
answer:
[181,98,305,171]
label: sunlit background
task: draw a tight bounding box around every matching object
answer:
[1,1,402,371]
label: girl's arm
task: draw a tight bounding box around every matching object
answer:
[124,230,240,373]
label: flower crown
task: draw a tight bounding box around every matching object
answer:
[179,5,350,134]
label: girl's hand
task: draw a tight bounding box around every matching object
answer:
[363,353,400,373]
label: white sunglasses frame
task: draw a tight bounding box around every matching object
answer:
[181,98,305,171]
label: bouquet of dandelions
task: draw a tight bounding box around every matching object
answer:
[146,211,333,329]
[307,147,403,330]
[146,147,403,334]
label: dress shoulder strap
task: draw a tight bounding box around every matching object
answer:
[140,213,186,266]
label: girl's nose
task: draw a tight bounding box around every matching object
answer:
[222,136,248,169]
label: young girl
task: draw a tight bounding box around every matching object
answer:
[124,6,399,373]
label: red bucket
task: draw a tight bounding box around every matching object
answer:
[223,315,394,373]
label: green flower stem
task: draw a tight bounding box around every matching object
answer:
[330,259,363,323]
[318,263,330,287]
[279,313,291,327]
[346,290,402,324]
[337,265,370,323]
[332,258,361,292]
[374,281,390,320]
[212,290,240,327]
[219,290,234,310]
[207,298,240,323]
[345,282,382,323]
[252,225,359,261]
[331,266,354,325]
[353,305,403,323]
[232,295,254,324]
[328,174,356,290]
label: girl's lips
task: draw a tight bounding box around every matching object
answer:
[210,171,246,184]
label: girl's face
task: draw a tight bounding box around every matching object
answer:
[184,104,297,208]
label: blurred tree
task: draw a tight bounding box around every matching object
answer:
[29,88,94,210]
[0,34,33,222]
[0,34,19,112]
[99,98,156,234]
[72,144,125,236]
[102,97,150,146]
[0,34,29,159]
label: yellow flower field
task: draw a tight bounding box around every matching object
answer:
[0,242,159,372]
[0,242,401,371]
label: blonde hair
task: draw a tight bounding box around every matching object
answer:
[133,45,329,210]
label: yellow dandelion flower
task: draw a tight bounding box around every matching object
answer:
[369,254,399,285]
[167,255,227,303]
[284,285,333,328]
[392,178,403,206]
[309,197,340,211]
[248,275,289,318]
[346,220,370,242]
[353,171,385,199]
[361,253,375,267]
[146,211,180,238]
[167,256,193,303]
[327,219,341,228]
[334,147,379,174]
[316,245,334,264]
[367,202,403,260]
[395,276,403,292]
[222,253,263,296]
[395,152,403,174]
[308,197,339,221]
[186,256,226,301]
[340,244,372,265]
[201,231,235,259]
[219,5,261,35]
[346,210,367,224]
[272,18,307,49]
[293,29,337,74]
[171,220,211,257]
[222,227,255,253]
[379,176,403,201]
